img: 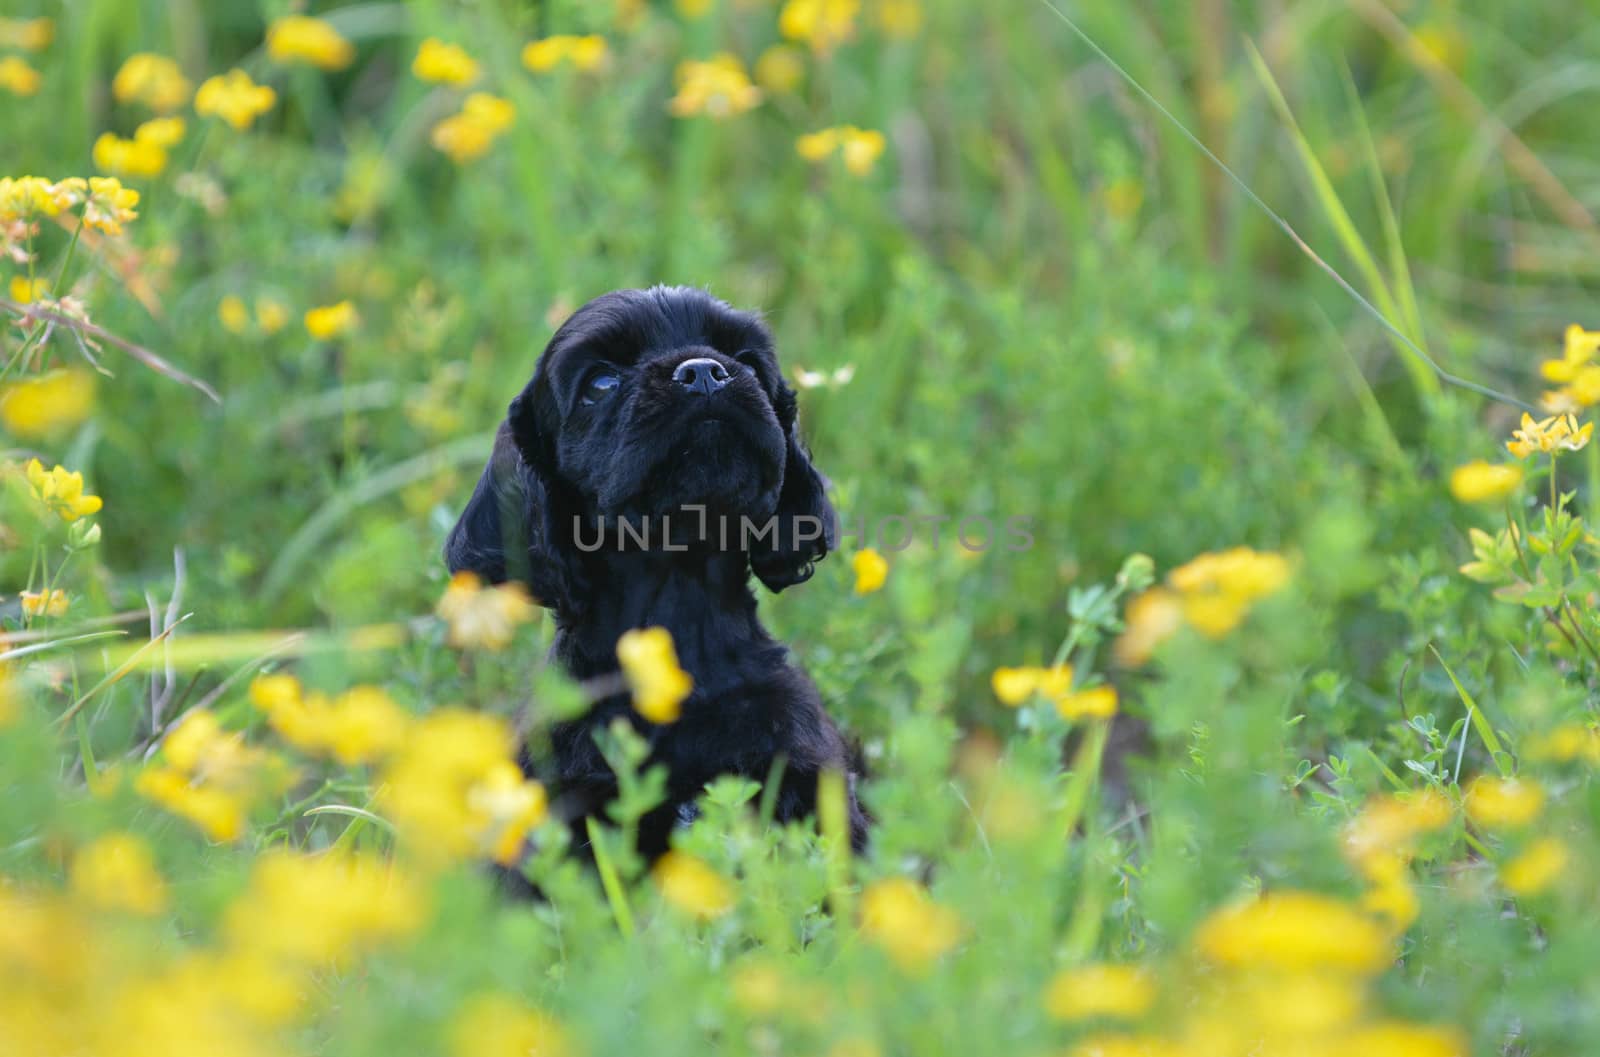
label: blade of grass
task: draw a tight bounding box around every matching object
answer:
[818,768,854,921]
[55,617,189,730]
[585,817,636,938]
[1028,0,1535,413]
[1429,645,1513,777]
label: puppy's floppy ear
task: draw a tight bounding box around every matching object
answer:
[444,388,587,615]
[751,391,837,592]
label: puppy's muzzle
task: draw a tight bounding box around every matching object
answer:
[672,357,731,396]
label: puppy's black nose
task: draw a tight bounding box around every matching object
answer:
[672,357,731,396]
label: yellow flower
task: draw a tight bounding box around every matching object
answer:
[1343,1022,1468,1057]
[219,294,250,334]
[0,175,76,220]
[224,850,425,966]
[304,299,358,339]
[877,0,923,36]
[0,55,41,96]
[1057,684,1118,720]
[1101,176,1144,221]
[653,849,736,919]
[617,626,694,723]
[1500,836,1569,896]
[413,38,480,85]
[754,44,806,95]
[780,0,860,53]
[521,34,609,73]
[1464,775,1544,829]
[1044,963,1155,1022]
[436,570,538,650]
[114,53,192,111]
[378,709,548,864]
[92,132,167,178]
[266,14,355,71]
[990,664,1073,707]
[70,832,168,914]
[430,92,517,163]
[1564,323,1600,364]
[25,459,103,521]
[796,125,886,174]
[1524,722,1600,764]
[668,54,763,119]
[1448,459,1522,503]
[449,993,574,1057]
[134,115,186,147]
[249,674,411,765]
[195,69,277,130]
[256,297,289,335]
[796,127,841,162]
[1192,890,1392,974]
[859,877,962,971]
[1506,412,1593,458]
[1342,790,1452,878]
[8,274,46,302]
[79,176,141,235]
[0,16,53,51]
[677,0,715,16]
[1113,587,1184,667]
[851,547,888,593]
[0,368,95,437]
[1165,546,1290,639]
[20,589,68,618]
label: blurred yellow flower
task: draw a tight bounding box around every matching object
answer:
[112,53,192,112]
[676,0,715,16]
[195,69,277,130]
[617,625,693,723]
[859,876,962,971]
[249,674,411,766]
[876,0,923,36]
[449,993,574,1057]
[70,832,168,915]
[92,132,167,178]
[1164,546,1290,639]
[266,14,355,71]
[1192,891,1391,974]
[1043,963,1155,1021]
[134,709,291,842]
[653,849,736,919]
[1464,776,1544,829]
[256,296,289,335]
[668,54,762,119]
[134,767,247,841]
[219,294,250,334]
[797,125,886,175]
[20,589,69,617]
[436,570,538,650]
[1101,176,1143,221]
[989,663,1072,707]
[77,176,141,235]
[304,299,358,339]
[1524,722,1600,764]
[0,16,53,51]
[378,708,547,864]
[1056,684,1117,720]
[522,34,609,74]
[25,459,102,521]
[754,44,806,95]
[1344,1022,1468,1057]
[1112,586,1182,667]
[224,850,424,966]
[0,55,41,96]
[1500,836,1569,895]
[1506,412,1592,458]
[852,547,888,593]
[431,92,517,163]
[8,274,47,302]
[780,0,860,54]
[1343,790,1452,877]
[135,115,186,147]
[0,368,95,437]
[0,175,76,220]
[1448,460,1522,503]
[413,38,480,85]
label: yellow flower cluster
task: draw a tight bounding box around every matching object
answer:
[653,849,736,919]
[134,709,292,841]
[430,92,517,164]
[1505,411,1592,458]
[449,992,575,1057]
[414,37,481,85]
[304,298,359,339]
[0,54,40,96]
[25,458,102,522]
[377,708,548,865]
[859,876,962,972]
[780,0,861,54]
[521,34,608,74]
[195,69,277,130]
[436,569,538,649]
[797,125,887,175]
[92,117,186,179]
[617,625,694,723]
[851,547,888,593]
[249,673,409,765]
[1447,458,1522,504]
[0,368,95,438]
[266,14,355,72]
[219,294,289,337]
[1538,324,1600,412]
[112,52,192,112]
[990,662,1118,720]
[1342,790,1452,932]
[20,588,69,617]
[70,832,168,914]
[0,16,53,52]
[1115,546,1290,664]
[1043,963,1155,1022]
[0,175,140,235]
[1464,775,1544,828]
[668,54,763,119]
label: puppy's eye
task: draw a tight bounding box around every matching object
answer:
[580,371,620,405]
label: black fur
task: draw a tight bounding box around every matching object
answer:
[447,286,866,858]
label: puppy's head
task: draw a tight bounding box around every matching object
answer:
[446,287,835,612]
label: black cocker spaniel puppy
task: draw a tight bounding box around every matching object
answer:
[446,286,867,859]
